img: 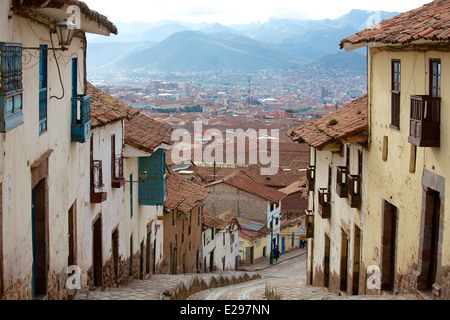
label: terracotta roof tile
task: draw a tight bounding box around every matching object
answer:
[288,95,368,149]
[124,113,174,154]
[207,171,287,203]
[203,211,226,229]
[165,170,209,213]
[87,82,139,128]
[279,179,307,196]
[341,0,450,49]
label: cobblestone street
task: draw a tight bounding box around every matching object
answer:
[82,248,421,301]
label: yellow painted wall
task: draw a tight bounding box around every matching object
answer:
[239,235,269,264]
[366,46,450,276]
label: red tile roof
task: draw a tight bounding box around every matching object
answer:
[165,170,209,213]
[279,179,307,196]
[341,0,450,50]
[87,82,139,128]
[206,171,287,203]
[288,95,368,150]
[203,211,226,229]
[125,113,174,154]
[19,0,118,35]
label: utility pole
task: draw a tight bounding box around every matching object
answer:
[247,77,251,108]
[270,215,274,265]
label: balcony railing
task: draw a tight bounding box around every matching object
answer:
[71,94,91,143]
[318,188,331,219]
[408,95,440,147]
[347,174,362,209]
[91,160,107,203]
[306,166,315,192]
[111,155,125,188]
[305,210,314,239]
[336,166,349,198]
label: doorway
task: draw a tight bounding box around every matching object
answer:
[324,234,330,288]
[32,179,48,298]
[352,225,362,295]
[139,241,144,279]
[68,202,77,267]
[93,216,103,288]
[419,190,441,290]
[145,232,151,277]
[209,250,214,272]
[112,228,119,286]
[309,240,314,286]
[340,231,349,293]
[382,201,397,291]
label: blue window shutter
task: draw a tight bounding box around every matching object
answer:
[38,45,47,135]
[138,149,166,206]
[0,42,24,132]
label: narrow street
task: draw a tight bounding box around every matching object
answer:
[187,249,307,300]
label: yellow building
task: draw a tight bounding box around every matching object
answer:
[238,218,271,266]
[341,0,450,299]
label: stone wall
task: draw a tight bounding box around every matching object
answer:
[1,274,33,300]
[204,183,267,224]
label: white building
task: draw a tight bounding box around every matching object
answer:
[0,0,117,299]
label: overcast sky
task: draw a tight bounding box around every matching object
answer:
[86,0,432,25]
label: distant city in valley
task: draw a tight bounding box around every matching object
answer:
[87,9,386,130]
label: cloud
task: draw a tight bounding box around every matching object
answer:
[87,0,431,24]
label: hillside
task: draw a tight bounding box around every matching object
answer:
[87,9,399,73]
[115,31,307,72]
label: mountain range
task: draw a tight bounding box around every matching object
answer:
[87,9,398,74]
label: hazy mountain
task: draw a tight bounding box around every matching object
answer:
[328,9,399,30]
[86,9,399,73]
[87,41,155,68]
[115,31,307,72]
[311,51,367,75]
[200,23,241,35]
[280,25,359,60]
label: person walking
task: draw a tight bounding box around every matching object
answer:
[274,246,281,262]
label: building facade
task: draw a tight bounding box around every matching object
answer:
[341,0,450,299]
[289,95,369,295]
[162,170,209,274]
[0,0,117,299]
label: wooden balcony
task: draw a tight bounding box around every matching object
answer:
[318,188,331,219]
[306,166,315,192]
[408,95,440,147]
[91,160,107,203]
[305,210,314,239]
[336,166,349,198]
[111,155,125,188]
[347,174,361,209]
[71,94,91,143]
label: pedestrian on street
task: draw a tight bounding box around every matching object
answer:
[274,246,280,262]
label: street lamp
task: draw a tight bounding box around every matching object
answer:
[126,171,148,183]
[23,19,76,51]
[55,19,76,47]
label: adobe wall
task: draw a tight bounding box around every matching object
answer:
[204,183,267,224]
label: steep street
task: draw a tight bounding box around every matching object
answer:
[187,249,307,300]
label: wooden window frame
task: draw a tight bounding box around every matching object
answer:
[390,59,401,130]
[430,59,441,98]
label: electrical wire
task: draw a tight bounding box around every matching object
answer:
[49,33,65,100]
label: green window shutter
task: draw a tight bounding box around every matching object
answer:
[139,149,166,206]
